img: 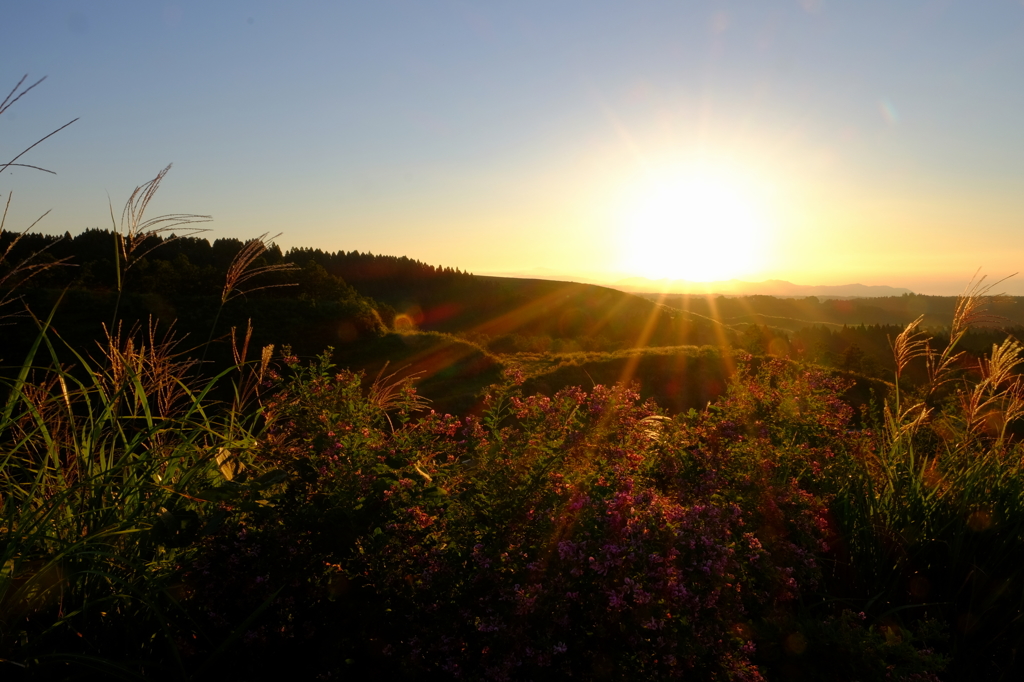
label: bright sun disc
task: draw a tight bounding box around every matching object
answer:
[618,171,770,282]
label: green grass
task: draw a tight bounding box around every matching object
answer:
[0,302,269,678]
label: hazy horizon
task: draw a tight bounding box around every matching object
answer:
[3,2,1023,296]
[473,265,1005,297]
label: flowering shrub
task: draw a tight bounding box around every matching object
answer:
[352,379,771,680]
[176,353,947,680]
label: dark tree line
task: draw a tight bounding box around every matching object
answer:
[0,230,408,373]
[0,228,472,305]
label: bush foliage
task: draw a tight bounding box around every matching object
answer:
[2,83,1020,679]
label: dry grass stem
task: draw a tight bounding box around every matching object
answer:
[230,320,275,409]
[983,338,1024,390]
[1,75,78,176]
[221,233,299,303]
[890,315,930,380]
[950,271,1014,342]
[0,74,44,115]
[0,193,74,320]
[113,164,211,286]
[367,363,431,430]
[0,75,75,320]
[97,318,198,419]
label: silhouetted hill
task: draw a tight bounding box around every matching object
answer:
[282,248,732,351]
[646,292,1024,331]
[332,332,504,415]
[617,277,912,297]
[5,228,1018,412]
[2,229,733,357]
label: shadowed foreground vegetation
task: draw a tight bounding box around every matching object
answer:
[5,85,1024,680]
[5,275,1024,679]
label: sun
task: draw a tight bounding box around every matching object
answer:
[616,168,771,282]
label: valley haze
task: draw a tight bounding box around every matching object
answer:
[479,268,915,298]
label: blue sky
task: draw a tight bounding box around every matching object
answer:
[3,1,1024,293]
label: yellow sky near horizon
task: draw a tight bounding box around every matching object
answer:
[6,2,1023,296]
[318,132,1022,294]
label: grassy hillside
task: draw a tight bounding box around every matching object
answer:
[646,291,1024,331]
[393,275,729,350]
[331,332,504,415]
[3,231,734,375]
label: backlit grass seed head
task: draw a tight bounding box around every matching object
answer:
[97,318,198,419]
[367,362,431,431]
[0,194,74,320]
[982,338,1024,390]
[260,344,274,376]
[950,271,1013,342]
[1,75,77,177]
[891,274,1015,397]
[221,233,299,304]
[230,321,255,367]
[112,164,211,288]
[229,320,275,409]
[890,315,930,380]
[956,338,1024,442]
[1,75,77,320]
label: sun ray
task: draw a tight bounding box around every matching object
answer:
[616,291,669,388]
[703,293,737,378]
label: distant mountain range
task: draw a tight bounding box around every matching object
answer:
[611,277,914,298]
[477,268,914,299]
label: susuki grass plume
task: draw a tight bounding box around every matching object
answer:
[0,316,263,675]
[888,273,1016,411]
[1,75,77,176]
[890,315,930,386]
[950,271,1013,341]
[113,164,212,277]
[1,75,76,322]
[229,319,275,411]
[367,362,431,430]
[886,315,934,440]
[808,275,1024,682]
[955,336,1024,446]
[0,77,270,676]
[220,232,299,304]
[109,164,211,323]
[203,233,298,363]
[0,194,73,322]
[96,316,199,420]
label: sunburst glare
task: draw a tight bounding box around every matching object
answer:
[616,167,773,283]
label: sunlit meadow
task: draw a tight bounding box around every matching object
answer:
[5,2,1024,677]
